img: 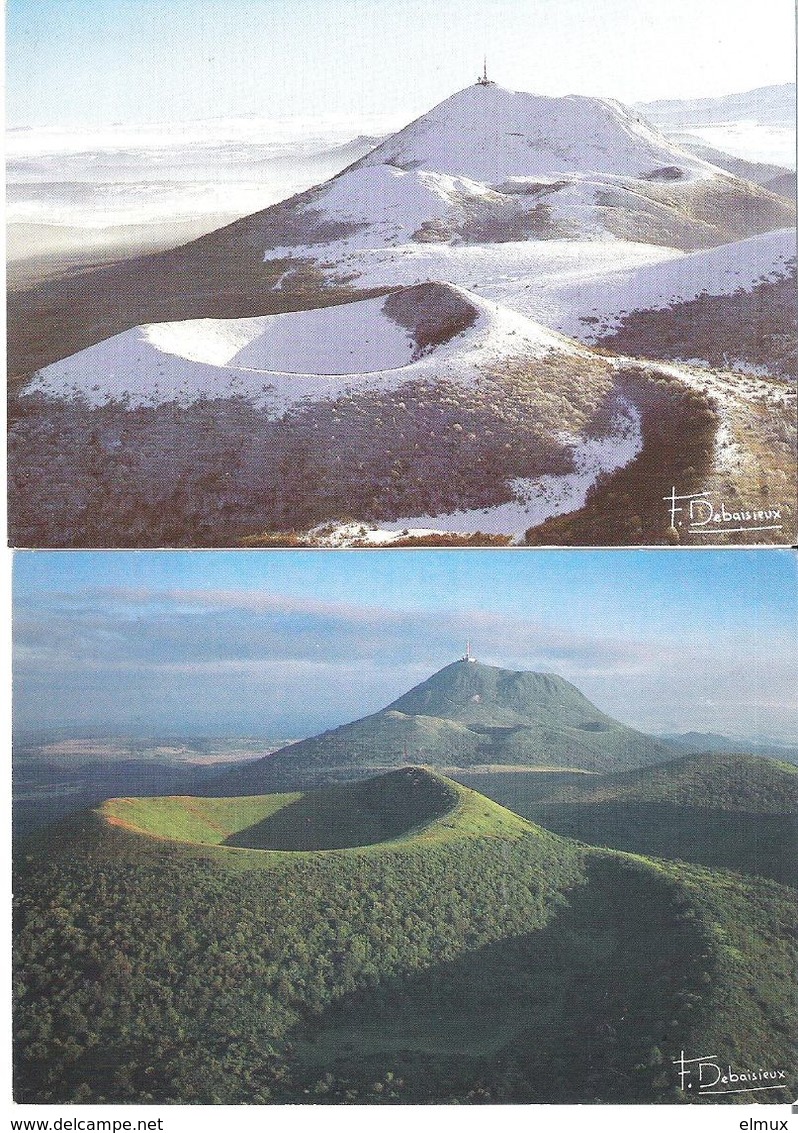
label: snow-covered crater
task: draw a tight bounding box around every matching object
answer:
[24,282,585,410]
[144,297,421,376]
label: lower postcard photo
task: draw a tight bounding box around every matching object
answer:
[9,547,797,1113]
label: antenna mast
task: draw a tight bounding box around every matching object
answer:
[477,57,492,86]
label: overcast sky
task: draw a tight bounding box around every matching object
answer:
[12,549,797,743]
[6,0,796,128]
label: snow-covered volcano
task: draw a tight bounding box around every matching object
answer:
[9,82,794,550]
[348,84,717,182]
[17,279,640,548]
[259,82,792,269]
[25,281,592,410]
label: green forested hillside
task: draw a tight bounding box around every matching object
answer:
[13,771,796,1105]
[457,752,798,885]
[216,661,673,794]
[529,750,798,811]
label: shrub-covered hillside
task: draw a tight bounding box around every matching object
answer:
[458,752,798,885]
[13,772,796,1104]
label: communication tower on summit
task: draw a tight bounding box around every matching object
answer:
[461,640,477,662]
[476,57,494,86]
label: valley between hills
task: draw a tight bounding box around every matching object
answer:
[8,81,796,547]
[14,660,798,1105]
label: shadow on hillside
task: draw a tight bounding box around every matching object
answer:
[223,793,392,850]
[224,771,456,851]
[453,770,599,806]
[527,803,797,888]
[284,855,714,1103]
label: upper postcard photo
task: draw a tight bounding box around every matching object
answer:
[6,0,796,548]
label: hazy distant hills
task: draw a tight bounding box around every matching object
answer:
[6,131,385,289]
[637,84,796,127]
[661,137,795,196]
[660,731,798,764]
[214,659,675,794]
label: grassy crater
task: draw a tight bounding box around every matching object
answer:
[99,768,530,853]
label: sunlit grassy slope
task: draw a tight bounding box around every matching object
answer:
[100,767,530,852]
[101,792,299,844]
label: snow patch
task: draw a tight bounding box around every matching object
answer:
[306,522,446,547]
[373,399,642,541]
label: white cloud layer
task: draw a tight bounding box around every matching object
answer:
[13,583,797,743]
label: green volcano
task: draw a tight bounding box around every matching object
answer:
[14,768,797,1104]
[216,659,673,794]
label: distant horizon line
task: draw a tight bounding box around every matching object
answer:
[7,79,795,135]
[12,725,798,749]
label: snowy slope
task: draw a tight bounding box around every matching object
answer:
[32,225,789,413]
[263,228,795,348]
[351,84,717,182]
[303,163,502,247]
[25,283,589,410]
[562,227,797,340]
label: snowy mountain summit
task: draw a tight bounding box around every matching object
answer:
[261,81,792,265]
[348,82,717,183]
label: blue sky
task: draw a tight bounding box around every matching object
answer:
[7,0,796,127]
[13,549,798,741]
